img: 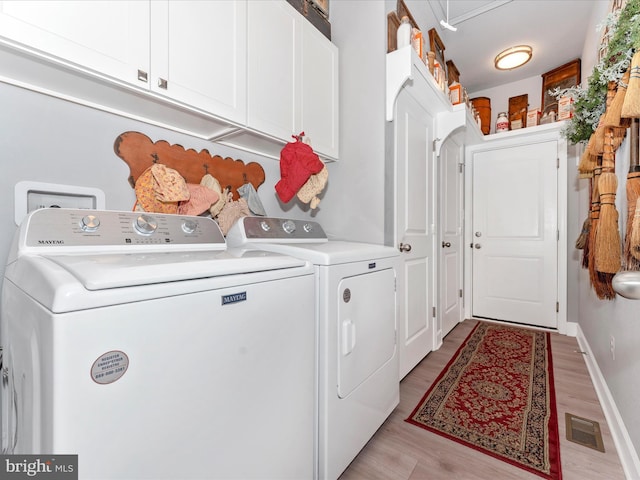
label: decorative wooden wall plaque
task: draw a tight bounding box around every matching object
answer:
[114,131,265,200]
[508,94,529,125]
[541,59,581,117]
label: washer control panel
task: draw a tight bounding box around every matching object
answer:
[230,216,327,243]
[21,208,226,251]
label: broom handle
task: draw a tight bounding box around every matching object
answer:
[631,118,639,171]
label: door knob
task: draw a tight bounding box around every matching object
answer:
[442,241,451,248]
[474,243,482,249]
[399,243,412,252]
[475,232,482,237]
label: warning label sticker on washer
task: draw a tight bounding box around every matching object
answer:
[91,351,129,385]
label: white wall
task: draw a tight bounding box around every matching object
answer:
[312,0,389,243]
[574,0,640,463]
[0,80,293,278]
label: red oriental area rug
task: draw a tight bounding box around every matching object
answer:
[406,322,562,480]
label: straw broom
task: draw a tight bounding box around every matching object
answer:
[624,119,640,268]
[578,134,597,178]
[588,162,615,299]
[595,172,621,273]
[604,70,631,129]
[588,162,601,285]
[631,198,640,261]
[604,74,631,158]
[587,82,618,298]
[576,216,590,268]
[595,127,621,276]
[593,114,606,155]
[622,50,640,119]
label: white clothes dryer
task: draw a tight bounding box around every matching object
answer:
[227,217,400,480]
[1,208,316,479]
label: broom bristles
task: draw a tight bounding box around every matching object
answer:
[587,163,617,299]
[624,171,640,269]
[589,215,616,299]
[631,197,640,261]
[578,150,597,177]
[604,70,631,128]
[622,51,640,119]
[594,116,606,154]
[579,135,597,177]
[575,217,590,250]
[595,172,621,274]
[612,128,627,151]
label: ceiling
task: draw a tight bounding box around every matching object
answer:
[402,0,603,94]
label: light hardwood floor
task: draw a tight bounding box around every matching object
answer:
[339,319,626,480]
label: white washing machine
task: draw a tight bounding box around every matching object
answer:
[226,217,400,480]
[1,208,316,479]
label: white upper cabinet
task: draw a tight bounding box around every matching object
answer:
[0,1,149,84]
[150,1,247,126]
[0,0,337,160]
[301,20,338,160]
[247,0,338,160]
[247,1,299,143]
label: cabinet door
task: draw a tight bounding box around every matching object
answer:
[301,22,339,160]
[0,1,149,85]
[247,0,300,143]
[150,1,247,126]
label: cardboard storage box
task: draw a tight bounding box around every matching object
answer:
[526,109,541,127]
[558,96,573,120]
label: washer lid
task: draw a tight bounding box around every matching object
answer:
[44,249,306,290]
[5,249,312,313]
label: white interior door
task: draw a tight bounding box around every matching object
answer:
[439,137,464,341]
[395,90,434,379]
[472,140,558,328]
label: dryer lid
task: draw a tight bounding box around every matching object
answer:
[238,240,400,265]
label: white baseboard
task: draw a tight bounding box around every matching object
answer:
[564,321,577,337]
[574,323,640,480]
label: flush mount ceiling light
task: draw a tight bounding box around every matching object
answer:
[494,45,532,70]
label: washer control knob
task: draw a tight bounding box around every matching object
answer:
[282,220,296,234]
[182,219,198,234]
[80,214,100,232]
[135,214,158,235]
[260,221,271,232]
[303,223,313,233]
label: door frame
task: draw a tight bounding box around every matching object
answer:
[463,124,569,334]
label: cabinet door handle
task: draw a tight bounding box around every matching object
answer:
[158,78,168,89]
[137,70,148,83]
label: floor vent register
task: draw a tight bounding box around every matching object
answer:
[565,412,605,452]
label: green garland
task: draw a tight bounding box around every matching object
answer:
[560,0,640,145]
